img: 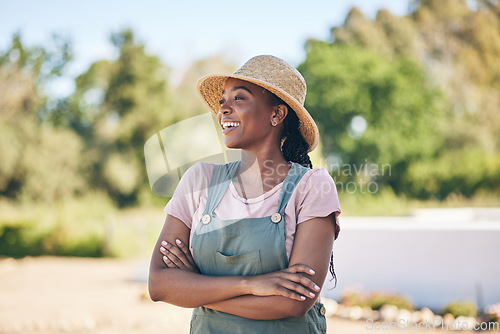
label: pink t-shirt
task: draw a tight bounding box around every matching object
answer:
[164,162,341,259]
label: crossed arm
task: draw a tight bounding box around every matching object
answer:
[148,212,338,320]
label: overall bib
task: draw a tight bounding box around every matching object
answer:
[190,161,327,334]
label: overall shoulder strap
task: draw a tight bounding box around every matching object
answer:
[203,161,240,215]
[277,163,310,213]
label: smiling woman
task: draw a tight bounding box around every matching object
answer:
[148,55,341,334]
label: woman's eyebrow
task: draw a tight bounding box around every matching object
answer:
[222,86,253,95]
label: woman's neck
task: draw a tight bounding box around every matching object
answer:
[239,149,288,173]
[233,149,292,197]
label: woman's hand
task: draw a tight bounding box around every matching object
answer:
[246,264,320,301]
[159,239,200,274]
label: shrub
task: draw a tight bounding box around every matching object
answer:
[366,291,413,311]
[441,301,478,317]
[340,288,413,310]
[0,193,114,258]
[340,288,364,307]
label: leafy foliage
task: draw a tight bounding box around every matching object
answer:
[341,288,414,310]
[441,300,479,317]
[299,42,445,194]
[299,0,500,199]
[66,30,174,206]
[0,33,85,203]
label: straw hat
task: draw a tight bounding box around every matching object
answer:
[196,55,319,152]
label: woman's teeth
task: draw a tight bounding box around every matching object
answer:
[222,122,240,129]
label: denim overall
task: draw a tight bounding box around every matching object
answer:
[190,161,327,334]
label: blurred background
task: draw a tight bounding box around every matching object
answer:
[0,0,499,333]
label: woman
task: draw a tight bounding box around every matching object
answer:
[149,55,341,333]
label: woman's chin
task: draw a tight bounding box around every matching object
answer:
[224,141,240,150]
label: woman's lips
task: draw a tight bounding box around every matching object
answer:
[222,125,239,135]
[221,121,241,135]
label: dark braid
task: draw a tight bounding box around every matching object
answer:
[266,92,312,167]
[268,91,338,288]
[281,110,313,169]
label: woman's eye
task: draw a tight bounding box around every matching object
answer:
[219,98,225,105]
[234,96,244,101]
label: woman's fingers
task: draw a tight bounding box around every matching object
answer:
[281,265,320,293]
[249,269,321,301]
[160,240,194,269]
[161,254,177,268]
[281,272,321,293]
[273,264,322,300]
[281,277,318,298]
[159,246,179,268]
[160,241,186,268]
[158,240,200,273]
[274,285,308,301]
[285,263,316,275]
[174,239,196,266]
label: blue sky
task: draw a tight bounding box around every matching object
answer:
[1,0,409,94]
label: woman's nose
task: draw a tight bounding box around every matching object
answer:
[219,101,232,114]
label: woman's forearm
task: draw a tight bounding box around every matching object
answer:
[149,216,254,308]
[148,267,250,308]
[204,294,315,320]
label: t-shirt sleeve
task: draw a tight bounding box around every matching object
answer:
[163,162,212,229]
[296,168,341,239]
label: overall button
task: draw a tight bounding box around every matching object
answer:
[271,213,281,223]
[320,306,326,315]
[202,214,211,225]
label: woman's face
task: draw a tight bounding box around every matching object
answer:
[217,78,277,151]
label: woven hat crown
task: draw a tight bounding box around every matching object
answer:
[233,55,307,105]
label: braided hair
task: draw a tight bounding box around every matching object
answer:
[267,92,338,288]
[281,109,313,169]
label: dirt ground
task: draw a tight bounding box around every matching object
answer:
[0,257,496,334]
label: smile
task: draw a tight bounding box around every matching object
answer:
[221,121,241,129]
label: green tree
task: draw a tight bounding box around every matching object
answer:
[0,32,85,202]
[172,54,237,119]
[68,29,172,206]
[299,41,445,193]
[303,0,500,199]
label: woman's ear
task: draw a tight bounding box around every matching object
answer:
[271,104,288,126]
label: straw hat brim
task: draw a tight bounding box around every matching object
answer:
[196,74,319,153]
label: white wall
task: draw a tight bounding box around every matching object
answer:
[324,209,500,312]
